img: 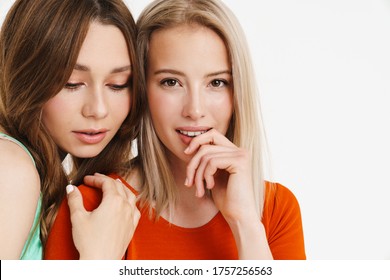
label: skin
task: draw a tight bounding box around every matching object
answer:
[0,22,139,259]
[42,23,131,159]
[146,24,273,259]
[66,173,139,260]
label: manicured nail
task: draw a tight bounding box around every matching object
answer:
[66,184,75,194]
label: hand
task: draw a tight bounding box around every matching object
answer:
[184,130,272,259]
[184,129,258,223]
[66,173,140,259]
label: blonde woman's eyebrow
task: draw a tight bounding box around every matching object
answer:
[153,69,185,76]
[74,64,132,74]
[205,70,232,78]
[153,69,231,78]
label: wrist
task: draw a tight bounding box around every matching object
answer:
[227,219,272,260]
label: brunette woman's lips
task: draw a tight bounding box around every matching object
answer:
[73,129,108,144]
[176,126,211,145]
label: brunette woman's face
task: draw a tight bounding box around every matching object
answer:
[42,22,131,158]
[146,25,233,163]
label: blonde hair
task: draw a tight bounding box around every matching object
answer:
[136,0,268,217]
[0,0,139,253]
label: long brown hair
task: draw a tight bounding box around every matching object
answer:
[0,0,140,253]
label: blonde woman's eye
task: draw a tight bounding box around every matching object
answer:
[161,78,180,87]
[210,79,227,88]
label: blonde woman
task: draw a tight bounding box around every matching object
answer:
[46,0,305,260]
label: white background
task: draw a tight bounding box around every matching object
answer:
[1,0,389,260]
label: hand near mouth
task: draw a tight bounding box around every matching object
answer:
[184,128,257,220]
[183,129,272,260]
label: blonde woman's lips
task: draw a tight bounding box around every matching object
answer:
[176,127,211,145]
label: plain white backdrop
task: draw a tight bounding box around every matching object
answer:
[1,0,389,260]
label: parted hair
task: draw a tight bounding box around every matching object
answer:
[135,0,268,218]
[0,0,140,254]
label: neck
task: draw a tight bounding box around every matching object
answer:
[161,155,219,228]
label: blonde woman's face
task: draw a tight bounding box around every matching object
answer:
[146,25,233,163]
[42,22,132,158]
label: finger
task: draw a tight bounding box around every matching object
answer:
[195,152,238,197]
[83,173,117,186]
[194,154,218,197]
[186,145,234,187]
[185,145,211,187]
[184,128,235,155]
[83,175,105,189]
[84,175,125,199]
[112,178,128,198]
[66,184,86,215]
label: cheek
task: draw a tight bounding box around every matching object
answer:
[209,94,234,127]
[112,94,131,123]
[147,89,175,124]
[41,96,70,130]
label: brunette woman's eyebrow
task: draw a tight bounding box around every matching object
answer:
[111,65,132,74]
[74,64,132,73]
[74,64,89,71]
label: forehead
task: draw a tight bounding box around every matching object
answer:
[77,22,130,66]
[148,24,230,69]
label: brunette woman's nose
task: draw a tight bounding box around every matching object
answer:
[82,89,108,119]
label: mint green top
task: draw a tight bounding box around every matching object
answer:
[0,132,43,260]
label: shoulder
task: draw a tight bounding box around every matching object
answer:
[263,181,303,224]
[0,138,40,195]
[76,173,138,211]
[262,182,306,260]
[264,181,301,209]
[0,138,40,258]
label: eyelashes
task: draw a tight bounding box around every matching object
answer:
[64,82,84,91]
[160,78,181,87]
[209,79,228,88]
[64,82,130,92]
[159,78,229,88]
[107,82,130,91]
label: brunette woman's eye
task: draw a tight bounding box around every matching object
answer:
[160,78,180,87]
[64,82,83,91]
[109,83,129,91]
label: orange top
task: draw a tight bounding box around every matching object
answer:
[45,175,306,260]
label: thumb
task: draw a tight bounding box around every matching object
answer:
[66,184,86,215]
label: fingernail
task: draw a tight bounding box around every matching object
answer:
[66,184,75,194]
[184,177,189,186]
[184,147,190,154]
[116,178,123,184]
